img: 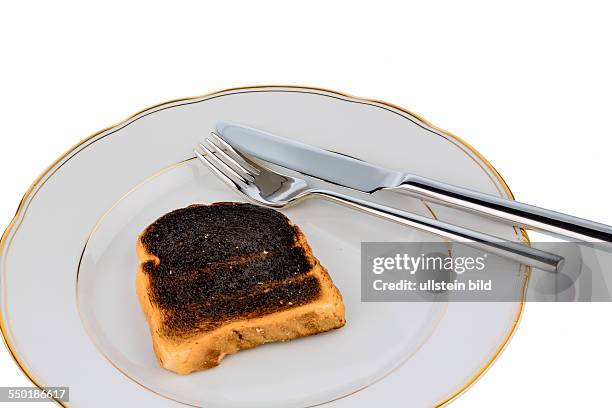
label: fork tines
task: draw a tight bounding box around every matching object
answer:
[195,132,264,189]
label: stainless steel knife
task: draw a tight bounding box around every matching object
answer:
[216,121,612,244]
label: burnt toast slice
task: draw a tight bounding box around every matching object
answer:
[136,202,345,374]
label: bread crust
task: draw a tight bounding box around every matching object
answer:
[136,208,345,374]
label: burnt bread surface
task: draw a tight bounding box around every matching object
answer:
[136,202,345,374]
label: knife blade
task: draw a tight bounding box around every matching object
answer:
[216,121,404,193]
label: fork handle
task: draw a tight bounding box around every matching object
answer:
[392,175,612,243]
[313,189,563,273]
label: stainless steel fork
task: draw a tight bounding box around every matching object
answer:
[194,132,563,272]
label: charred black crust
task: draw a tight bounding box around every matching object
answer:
[140,202,299,270]
[160,276,321,335]
[139,203,321,337]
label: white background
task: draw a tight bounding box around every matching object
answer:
[1,1,611,407]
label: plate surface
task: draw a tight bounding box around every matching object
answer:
[0,86,527,407]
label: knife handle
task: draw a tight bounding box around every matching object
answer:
[312,189,563,273]
[394,175,612,243]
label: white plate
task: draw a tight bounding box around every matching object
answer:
[0,86,528,407]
